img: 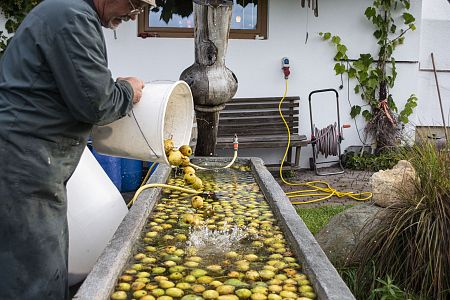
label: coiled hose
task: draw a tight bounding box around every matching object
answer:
[313,122,340,158]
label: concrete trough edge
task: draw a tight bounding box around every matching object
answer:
[250,157,355,300]
[73,157,354,300]
[73,164,172,300]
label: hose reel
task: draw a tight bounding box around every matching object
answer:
[309,89,349,176]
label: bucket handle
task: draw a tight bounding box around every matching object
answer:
[146,80,176,84]
[130,109,161,160]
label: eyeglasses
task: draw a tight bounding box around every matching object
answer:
[128,0,146,16]
[118,0,146,21]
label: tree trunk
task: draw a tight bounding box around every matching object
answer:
[180,0,238,157]
[195,110,219,156]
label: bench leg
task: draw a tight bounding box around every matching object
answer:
[287,147,293,171]
[294,146,301,169]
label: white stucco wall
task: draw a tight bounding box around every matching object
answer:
[415,0,450,128]
[1,0,431,168]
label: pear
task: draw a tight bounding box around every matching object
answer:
[183,166,196,175]
[164,139,174,154]
[111,291,127,300]
[191,196,204,209]
[184,173,197,184]
[168,150,183,166]
[179,145,193,157]
[192,178,203,190]
[180,155,190,167]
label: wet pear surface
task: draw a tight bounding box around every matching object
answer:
[111,164,316,300]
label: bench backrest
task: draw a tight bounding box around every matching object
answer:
[218,97,300,137]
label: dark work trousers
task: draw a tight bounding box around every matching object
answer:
[0,134,83,299]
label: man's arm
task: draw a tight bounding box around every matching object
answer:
[46,13,136,125]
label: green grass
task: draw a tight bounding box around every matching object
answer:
[296,205,353,235]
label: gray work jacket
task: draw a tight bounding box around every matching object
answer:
[0,0,133,194]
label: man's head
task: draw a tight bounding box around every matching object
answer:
[95,0,156,29]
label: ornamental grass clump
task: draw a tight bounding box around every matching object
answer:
[353,142,449,299]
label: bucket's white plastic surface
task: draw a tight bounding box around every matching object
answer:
[92,81,194,164]
[66,147,128,286]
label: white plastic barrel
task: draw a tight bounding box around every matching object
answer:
[66,147,128,286]
[92,81,194,164]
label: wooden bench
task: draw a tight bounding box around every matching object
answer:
[216,96,309,171]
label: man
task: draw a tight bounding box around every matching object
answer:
[0,0,154,298]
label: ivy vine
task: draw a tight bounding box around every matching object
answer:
[319,0,417,148]
[0,0,42,54]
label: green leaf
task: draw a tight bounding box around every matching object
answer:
[364,7,376,19]
[362,110,373,121]
[354,84,360,94]
[360,53,373,67]
[337,44,347,54]
[387,95,398,112]
[334,52,343,61]
[367,79,378,89]
[334,63,346,75]
[350,105,361,118]
[323,32,331,40]
[410,24,416,31]
[399,115,408,124]
[373,30,382,39]
[403,12,415,24]
[332,35,341,44]
[319,32,323,36]
[390,24,397,33]
[403,0,411,9]
[348,68,357,79]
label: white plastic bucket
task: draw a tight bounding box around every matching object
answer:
[92,81,194,164]
[66,147,128,286]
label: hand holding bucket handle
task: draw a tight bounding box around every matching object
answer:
[117,77,145,104]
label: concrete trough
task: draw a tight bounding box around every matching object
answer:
[74,157,355,300]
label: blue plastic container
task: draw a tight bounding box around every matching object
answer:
[121,158,143,192]
[90,149,122,191]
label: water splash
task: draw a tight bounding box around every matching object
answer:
[186,223,248,258]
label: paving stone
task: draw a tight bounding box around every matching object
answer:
[273,167,375,208]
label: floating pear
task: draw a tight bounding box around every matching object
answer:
[191,196,204,209]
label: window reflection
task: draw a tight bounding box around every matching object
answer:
[149,0,258,30]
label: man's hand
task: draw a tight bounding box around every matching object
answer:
[118,77,145,104]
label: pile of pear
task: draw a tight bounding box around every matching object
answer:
[111,166,316,300]
[165,139,203,191]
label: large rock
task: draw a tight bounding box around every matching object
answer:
[370,160,416,207]
[315,204,383,267]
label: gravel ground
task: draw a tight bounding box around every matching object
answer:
[273,167,375,208]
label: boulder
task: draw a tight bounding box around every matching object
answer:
[315,204,383,267]
[370,160,416,207]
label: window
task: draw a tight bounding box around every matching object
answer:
[138,0,268,39]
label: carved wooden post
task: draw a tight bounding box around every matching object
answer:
[180,0,238,156]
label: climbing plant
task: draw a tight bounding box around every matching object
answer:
[0,0,42,53]
[320,0,417,149]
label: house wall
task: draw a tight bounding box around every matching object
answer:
[415,0,450,128]
[1,0,430,168]
[104,0,423,167]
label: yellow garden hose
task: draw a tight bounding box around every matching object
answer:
[128,183,200,208]
[278,79,372,205]
[189,134,239,170]
[140,162,158,188]
[130,139,239,208]
[189,149,238,170]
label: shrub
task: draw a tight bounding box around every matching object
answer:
[352,142,449,299]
